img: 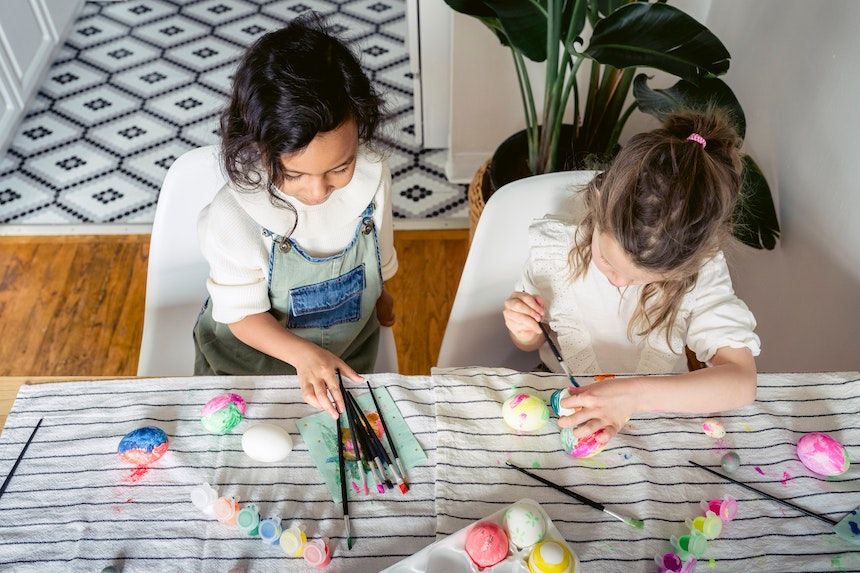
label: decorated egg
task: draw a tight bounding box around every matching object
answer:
[503,393,550,432]
[241,423,293,463]
[117,426,169,465]
[720,451,740,473]
[464,521,509,569]
[549,388,575,417]
[504,500,546,548]
[201,393,247,434]
[796,432,850,476]
[701,419,725,439]
[527,540,575,573]
[560,427,607,458]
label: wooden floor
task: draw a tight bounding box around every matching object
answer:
[0,230,469,377]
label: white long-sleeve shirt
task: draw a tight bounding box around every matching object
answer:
[198,148,398,324]
[517,215,761,374]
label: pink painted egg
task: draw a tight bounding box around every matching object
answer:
[560,427,607,459]
[465,521,509,569]
[796,432,850,476]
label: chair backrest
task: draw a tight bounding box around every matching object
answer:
[437,170,597,371]
[138,145,225,376]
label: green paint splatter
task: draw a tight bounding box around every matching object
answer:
[579,458,608,469]
[832,555,845,571]
[531,461,541,468]
[708,558,716,569]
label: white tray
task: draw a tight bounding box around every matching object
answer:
[381,499,579,573]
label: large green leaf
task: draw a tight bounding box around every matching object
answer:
[563,0,588,44]
[734,156,779,250]
[632,73,746,139]
[584,3,730,81]
[596,0,629,17]
[444,0,549,62]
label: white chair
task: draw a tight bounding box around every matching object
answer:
[437,171,597,371]
[138,145,398,376]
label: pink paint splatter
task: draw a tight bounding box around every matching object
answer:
[780,471,794,487]
[112,506,123,513]
[713,439,730,453]
[509,393,529,408]
[351,481,360,493]
[755,466,765,475]
[124,465,151,483]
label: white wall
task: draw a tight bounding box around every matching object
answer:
[705,0,860,371]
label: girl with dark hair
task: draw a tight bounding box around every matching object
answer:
[193,17,396,419]
[503,108,761,448]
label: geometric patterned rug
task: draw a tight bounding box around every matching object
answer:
[0,0,467,226]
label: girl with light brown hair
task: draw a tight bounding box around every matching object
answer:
[503,109,760,448]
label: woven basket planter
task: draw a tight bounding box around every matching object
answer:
[467,159,492,242]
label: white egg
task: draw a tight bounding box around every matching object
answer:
[241,423,293,463]
[504,500,546,549]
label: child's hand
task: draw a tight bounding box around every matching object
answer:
[293,342,363,419]
[376,288,395,327]
[503,292,545,346]
[557,378,641,445]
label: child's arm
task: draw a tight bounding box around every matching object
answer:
[376,285,395,327]
[503,291,547,351]
[229,313,363,419]
[559,346,757,444]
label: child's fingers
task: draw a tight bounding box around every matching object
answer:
[505,299,543,322]
[572,419,606,440]
[561,407,595,429]
[326,373,346,416]
[300,384,321,409]
[506,313,542,334]
[313,379,339,419]
[560,391,594,411]
[339,362,364,384]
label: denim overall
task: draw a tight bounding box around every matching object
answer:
[193,202,382,375]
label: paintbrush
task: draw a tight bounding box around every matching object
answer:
[346,390,403,492]
[337,371,369,496]
[506,462,644,529]
[0,418,43,501]
[344,388,386,493]
[346,390,394,490]
[336,412,352,549]
[538,322,579,387]
[366,380,409,491]
[689,460,836,525]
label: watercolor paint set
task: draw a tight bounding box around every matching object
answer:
[381,499,579,573]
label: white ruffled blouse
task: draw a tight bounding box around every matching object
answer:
[516,216,761,375]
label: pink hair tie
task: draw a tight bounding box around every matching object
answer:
[686,133,706,148]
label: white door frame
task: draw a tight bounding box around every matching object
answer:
[406,0,450,150]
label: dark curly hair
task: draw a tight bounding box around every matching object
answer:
[219,14,383,199]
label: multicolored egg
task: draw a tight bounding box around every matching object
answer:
[527,540,575,573]
[464,521,509,569]
[560,427,607,458]
[701,419,725,439]
[796,432,850,476]
[201,393,247,434]
[117,426,169,465]
[504,500,546,549]
[549,388,575,417]
[502,393,550,432]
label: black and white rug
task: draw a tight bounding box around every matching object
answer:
[0,0,467,227]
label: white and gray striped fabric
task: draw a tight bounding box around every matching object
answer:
[432,368,860,573]
[0,375,437,572]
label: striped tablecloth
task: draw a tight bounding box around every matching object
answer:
[432,368,860,573]
[0,374,436,572]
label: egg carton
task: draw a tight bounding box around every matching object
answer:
[381,499,579,573]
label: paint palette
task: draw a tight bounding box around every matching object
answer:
[380,499,578,573]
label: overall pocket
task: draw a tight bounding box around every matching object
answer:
[287,264,366,329]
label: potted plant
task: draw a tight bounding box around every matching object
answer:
[444,0,779,250]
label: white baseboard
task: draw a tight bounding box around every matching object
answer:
[393,217,468,231]
[445,151,492,184]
